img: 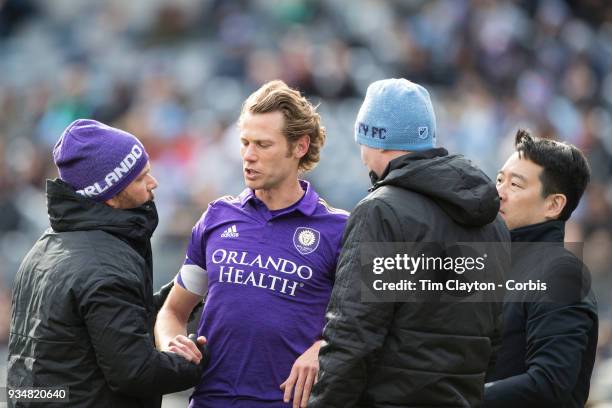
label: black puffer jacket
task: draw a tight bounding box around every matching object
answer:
[310,148,510,407]
[8,179,202,408]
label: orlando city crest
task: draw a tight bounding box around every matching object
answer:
[293,227,320,255]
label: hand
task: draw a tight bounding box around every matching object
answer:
[165,334,207,364]
[280,340,322,408]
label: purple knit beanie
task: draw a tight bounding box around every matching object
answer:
[53,119,149,202]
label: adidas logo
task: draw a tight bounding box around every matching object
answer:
[220,225,239,238]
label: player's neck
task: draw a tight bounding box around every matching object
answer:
[255,178,304,211]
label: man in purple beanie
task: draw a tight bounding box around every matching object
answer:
[155,80,349,408]
[8,119,205,408]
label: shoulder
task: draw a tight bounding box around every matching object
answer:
[87,231,144,273]
[49,231,144,294]
[353,191,404,219]
[57,230,138,262]
[315,197,350,220]
[210,194,242,207]
[312,197,350,239]
[545,249,590,285]
[535,246,585,276]
[370,184,429,209]
[362,185,438,228]
[347,191,430,242]
[192,195,243,229]
[530,248,594,304]
[206,195,242,216]
[341,196,397,239]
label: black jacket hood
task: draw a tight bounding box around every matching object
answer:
[46,178,158,242]
[371,148,500,227]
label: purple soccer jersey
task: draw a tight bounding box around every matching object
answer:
[176,181,348,408]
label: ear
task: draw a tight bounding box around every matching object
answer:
[544,193,567,220]
[293,135,310,159]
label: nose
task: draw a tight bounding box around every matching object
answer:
[496,183,506,202]
[242,144,257,162]
[147,174,159,190]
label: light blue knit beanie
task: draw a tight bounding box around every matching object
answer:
[355,78,437,151]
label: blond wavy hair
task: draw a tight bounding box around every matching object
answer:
[239,80,326,173]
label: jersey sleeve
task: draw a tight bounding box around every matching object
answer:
[175,210,209,297]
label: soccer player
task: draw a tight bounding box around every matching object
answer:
[155,80,348,408]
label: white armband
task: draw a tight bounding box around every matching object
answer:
[176,264,208,296]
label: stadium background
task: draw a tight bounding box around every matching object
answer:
[0,0,611,406]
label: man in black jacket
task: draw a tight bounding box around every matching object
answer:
[8,119,204,407]
[484,130,598,407]
[309,78,510,407]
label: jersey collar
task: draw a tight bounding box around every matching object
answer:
[238,179,319,217]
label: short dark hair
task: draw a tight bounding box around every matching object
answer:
[514,129,591,221]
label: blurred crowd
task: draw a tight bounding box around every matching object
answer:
[1,0,612,403]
